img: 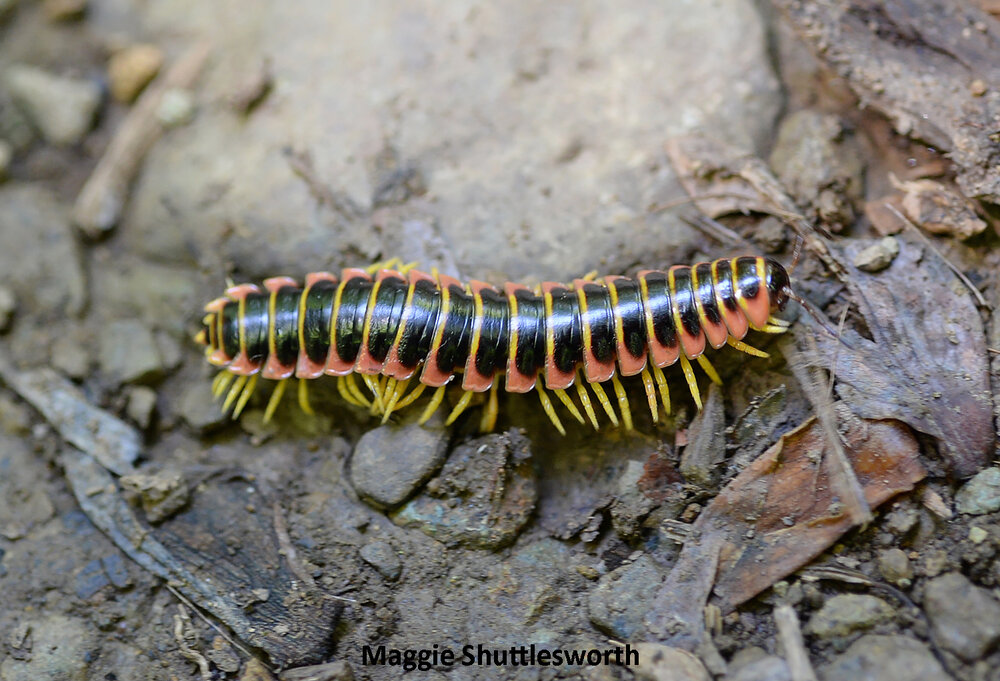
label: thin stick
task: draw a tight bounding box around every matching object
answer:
[774,604,818,681]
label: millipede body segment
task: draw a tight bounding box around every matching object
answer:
[194,256,793,433]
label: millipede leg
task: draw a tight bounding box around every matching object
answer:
[337,376,362,407]
[767,315,791,327]
[212,371,236,399]
[581,270,599,282]
[480,381,499,433]
[536,384,566,436]
[399,261,419,274]
[760,323,790,334]
[381,378,409,423]
[233,374,258,418]
[298,378,314,415]
[680,355,702,410]
[394,381,426,410]
[588,379,619,427]
[419,385,447,424]
[574,372,600,430]
[553,388,585,425]
[345,374,372,408]
[640,365,659,424]
[445,389,475,425]
[610,374,633,431]
[362,374,385,414]
[651,363,671,415]
[727,337,769,358]
[264,378,288,423]
[696,355,722,385]
[222,375,249,413]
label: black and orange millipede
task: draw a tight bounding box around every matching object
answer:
[194,256,794,433]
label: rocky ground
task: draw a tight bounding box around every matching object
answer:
[1,1,1000,680]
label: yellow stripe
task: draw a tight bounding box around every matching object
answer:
[606,279,625,354]
[667,269,688,356]
[732,258,752,324]
[359,277,384,357]
[297,281,311,364]
[543,287,556,380]
[467,286,485,374]
[756,257,768,308]
[329,278,349,355]
[638,273,660,363]
[507,289,520,377]
[427,276,451,362]
[238,295,248,357]
[267,286,279,360]
[576,284,593,365]
[217,305,225,353]
[389,276,419,358]
[691,265,712,334]
[711,260,729,326]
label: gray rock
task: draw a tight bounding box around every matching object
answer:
[359,540,402,581]
[392,431,536,549]
[923,571,1000,662]
[0,184,86,317]
[120,470,190,523]
[125,0,780,281]
[156,88,195,127]
[877,548,913,587]
[819,634,951,681]
[125,386,157,429]
[98,319,165,384]
[177,381,227,431]
[729,655,792,681]
[0,614,95,681]
[610,459,658,537]
[4,65,101,145]
[806,594,894,639]
[955,467,1000,515]
[588,553,664,639]
[49,333,90,379]
[853,237,900,273]
[351,414,448,509]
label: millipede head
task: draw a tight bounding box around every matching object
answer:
[763,257,791,311]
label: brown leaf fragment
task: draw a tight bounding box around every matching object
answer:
[645,411,924,649]
[664,135,773,218]
[803,241,992,477]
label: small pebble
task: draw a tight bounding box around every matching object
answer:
[0,284,16,331]
[968,526,988,544]
[98,319,164,384]
[4,64,101,145]
[955,467,1000,515]
[156,88,195,127]
[877,548,913,587]
[588,554,663,639]
[50,334,90,379]
[120,470,189,523]
[0,139,12,180]
[359,541,402,581]
[970,79,987,97]
[42,0,86,21]
[108,44,164,103]
[853,236,899,272]
[820,634,950,681]
[898,178,987,240]
[177,382,227,431]
[125,386,157,429]
[351,415,448,508]
[924,572,1000,662]
[806,594,894,639]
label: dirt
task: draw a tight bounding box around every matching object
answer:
[1,1,999,681]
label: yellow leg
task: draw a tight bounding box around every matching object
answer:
[767,315,791,327]
[640,365,659,423]
[611,374,633,431]
[536,384,566,436]
[222,375,249,413]
[366,257,402,274]
[264,378,288,423]
[445,389,475,425]
[760,323,789,334]
[574,372,600,430]
[696,355,722,385]
[480,381,499,432]
[394,381,426,410]
[233,374,258,418]
[582,270,599,282]
[362,374,385,414]
[297,378,314,415]
[727,337,769,358]
[419,385,447,424]
[680,355,702,410]
[589,379,619,427]
[399,260,419,275]
[213,371,236,399]
[337,376,362,407]
[553,388,585,425]
[345,373,371,408]
[652,363,671,415]
[381,378,410,423]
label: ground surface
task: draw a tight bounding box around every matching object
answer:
[1,1,1000,680]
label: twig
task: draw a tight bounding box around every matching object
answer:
[885,203,988,308]
[774,604,817,681]
[166,584,267,672]
[272,501,357,604]
[73,41,212,237]
[174,604,212,681]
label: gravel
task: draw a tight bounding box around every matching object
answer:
[98,319,165,384]
[588,554,664,639]
[359,540,402,581]
[107,44,164,103]
[853,236,900,272]
[350,415,448,509]
[0,614,95,681]
[806,594,894,639]
[819,634,951,681]
[876,548,913,587]
[955,467,1000,515]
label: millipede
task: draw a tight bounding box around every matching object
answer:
[193,256,796,434]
